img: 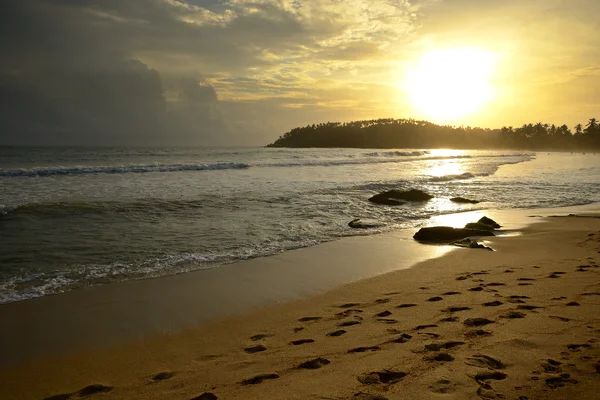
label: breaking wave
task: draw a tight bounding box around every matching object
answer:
[0,162,250,177]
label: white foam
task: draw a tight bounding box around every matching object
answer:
[0,162,250,177]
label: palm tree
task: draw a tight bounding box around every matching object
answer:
[575,123,583,135]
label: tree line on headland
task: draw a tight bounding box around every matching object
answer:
[266,118,600,150]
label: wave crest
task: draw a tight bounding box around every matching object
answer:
[0,162,250,177]
[364,150,429,157]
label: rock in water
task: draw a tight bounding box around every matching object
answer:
[464,222,495,231]
[348,218,385,229]
[452,238,493,251]
[368,189,433,205]
[413,227,495,242]
[478,216,501,228]
[450,197,480,204]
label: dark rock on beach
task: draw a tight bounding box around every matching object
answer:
[464,222,495,231]
[452,238,493,251]
[413,227,495,242]
[368,189,433,205]
[450,197,480,204]
[478,216,501,228]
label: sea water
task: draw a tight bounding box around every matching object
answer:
[1,147,599,303]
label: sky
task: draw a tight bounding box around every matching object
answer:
[1,0,599,146]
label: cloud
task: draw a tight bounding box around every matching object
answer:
[4,0,598,145]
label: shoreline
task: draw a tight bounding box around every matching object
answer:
[0,206,598,399]
[1,204,599,369]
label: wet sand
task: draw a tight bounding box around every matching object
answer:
[1,207,599,399]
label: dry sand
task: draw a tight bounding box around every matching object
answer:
[1,212,599,400]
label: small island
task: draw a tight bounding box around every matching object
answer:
[267,118,600,150]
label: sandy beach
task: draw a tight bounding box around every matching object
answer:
[1,208,599,400]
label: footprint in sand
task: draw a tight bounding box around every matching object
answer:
[566,301,580,306]
[429,353,454,362]
[43,395,72,400]
[377,318,398,324]
[358,370,407,385]
[339,321,361,327]
[567,344,592,352]
[397,303,417,308]
[464,318,494,327]
[42,384,113,399]
[327,329,347,337]
[241,374,280,385]
[414,324,438,331]
[518,283,533,286]
[504,311,526,319]
[425,341,465,351]
[297,357,331,369]
[518,278,535,281]
[541,359,562,373]
[466,354,505,369]
[485,283,505,287]
[339,303,362,308]
[250,334,273,341]
[474,371,507,385]
[293,327,305,333]
[428,296,444,302]
[78,384,114,397]
[190,393,218,400]
[517,305,543,311]
[374,298,390,304]
[483,301,503,307]
[152,372,174,381]
[439,316,459,322]
[464,329,492,338]
[351,393,390,400]
[390,333,412,343]
[348,346,380,353]
[336,309,364,318]
[443,291,461,295]
[549,316,571,322]
[376,310,392,317]
[469,287,484,292]
[244,345,267,354]
[290,339,315,346]
[444,306,471,313]
[429,379,456,394]
[298,316,322,322]
[545,374,578,389]
[548,272,566,278]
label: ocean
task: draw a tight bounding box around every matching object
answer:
[1,147,599,304]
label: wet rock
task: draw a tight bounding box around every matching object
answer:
[450,197,480,204]
[369,189,433,205]
[451,237,493,251]
[464,222,495,231]
[348,218,384,229]
[478,216,501,229]
[413,227,495,242]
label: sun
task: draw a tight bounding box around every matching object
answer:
[404,48,496,122]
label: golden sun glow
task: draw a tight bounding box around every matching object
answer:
[404,48,497,122]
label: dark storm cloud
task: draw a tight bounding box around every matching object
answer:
[0,0,420,145]
[0,0,233,145]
